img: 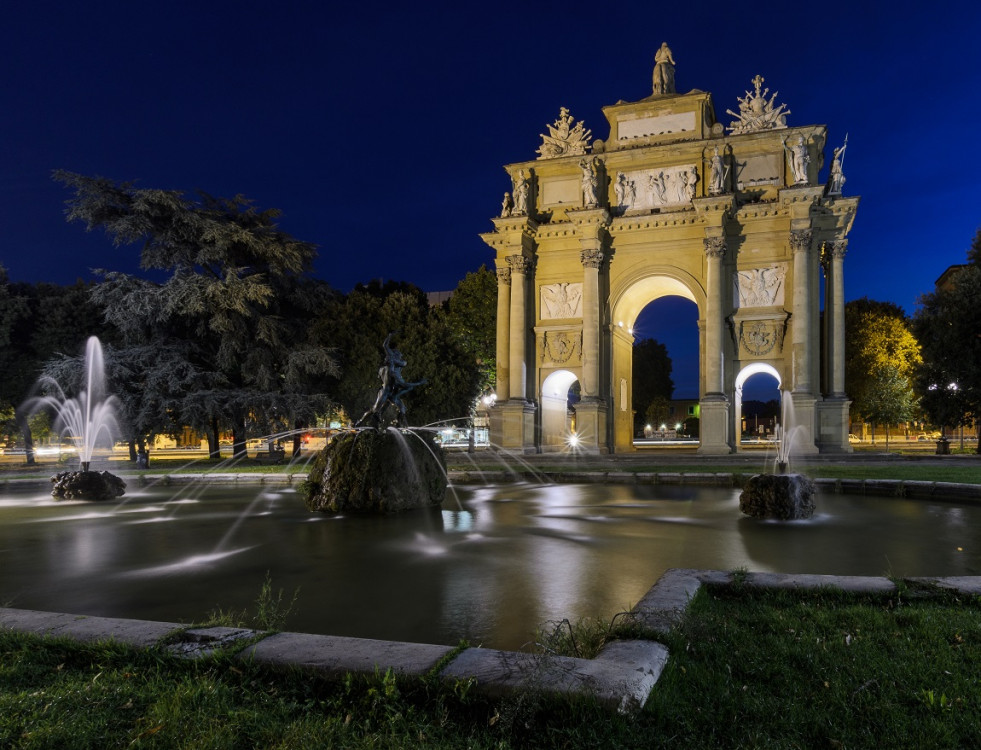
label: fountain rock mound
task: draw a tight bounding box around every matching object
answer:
[302,429,447,514]
[51,470,127,501]
[739,473,816,520]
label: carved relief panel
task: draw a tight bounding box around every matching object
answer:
[737,319,786,358]
[537,329,583,367]
[540,282,583,319]
[614,164,698,212]
[733,264,787,308]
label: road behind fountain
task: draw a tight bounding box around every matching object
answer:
[1,482,978,650]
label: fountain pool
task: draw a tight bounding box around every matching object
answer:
[1,481,978,650]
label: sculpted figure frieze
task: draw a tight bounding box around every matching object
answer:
[541,282,583,319]
[536,107,592,160]
[734,265,786,308]
[727,75,790,134]
[617,165,698,211]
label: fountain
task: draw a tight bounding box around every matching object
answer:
[27,336,125,501]
[301,332,446,513]
[739,391,816,520]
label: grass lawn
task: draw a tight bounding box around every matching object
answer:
[2,585,979,749]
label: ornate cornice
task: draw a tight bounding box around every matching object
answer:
[703,236,726,259]
[789,229,813,254]
[506,254,534,275]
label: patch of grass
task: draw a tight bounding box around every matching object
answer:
[202,571,300,632]
[3,587,980,748]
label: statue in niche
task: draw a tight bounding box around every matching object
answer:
[580,157,600,206]
[826,136,847,195]
[709,146,730,195]
[512,170,530,215]
[541,282,583,319]
[727,75,790,134]
[783,136,809,185]
[536,107,592,159]
[614,171,635,209]
[500,191,513,217]
[649,171,667,204]
[735,266,785,307]
[652,42,676,95]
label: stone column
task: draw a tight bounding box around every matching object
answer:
[506,254,533,401]
[827,240,847,397]
[790,229,814,393]
[698,235,731,455]
[703,237,727,395]
[495,265,511,401]
[580,249,605,398]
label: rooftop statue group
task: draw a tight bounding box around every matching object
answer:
[498,46,848,216]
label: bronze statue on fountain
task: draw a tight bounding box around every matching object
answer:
[303,332,446,514]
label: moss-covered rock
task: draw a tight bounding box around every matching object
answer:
[739,473,816,520]
[302,428,447,514]
[51,470,126,501]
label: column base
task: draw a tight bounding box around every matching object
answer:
[489,400,537,453]
[572,398,610,455]
[787,392,820,455]
[697,395,733,455]
[816,396,853,453]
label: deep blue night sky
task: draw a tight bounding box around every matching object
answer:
[4,2,980,398]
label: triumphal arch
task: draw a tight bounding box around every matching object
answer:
[482,47,858,454]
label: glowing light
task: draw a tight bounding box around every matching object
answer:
[567,433,580,448]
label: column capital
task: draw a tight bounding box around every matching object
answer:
[506,254,534,275]
[703,236,726,259]
[789,229,814,254]
[496,266,511,285]
[580,249,607,269]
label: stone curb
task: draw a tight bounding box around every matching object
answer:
[3,569,980,713]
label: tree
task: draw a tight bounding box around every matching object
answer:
[632,338,674,431]
[0,273,108,464]
[312,284,482,428]
[861,365,918,449]
[55,171,337,457]
[445,265,497,395]
[913,229,981,449]
[844,297,921,434]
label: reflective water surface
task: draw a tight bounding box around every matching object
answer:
[1,482,978,650]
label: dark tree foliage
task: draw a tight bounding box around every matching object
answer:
[913,228,981,447]
[0,273,109,463]
[632,337,674,429]
[311,284,482,428]
[445,265,496,394]
[54,171,337,457]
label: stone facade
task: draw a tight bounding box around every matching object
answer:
[481,57,858,454]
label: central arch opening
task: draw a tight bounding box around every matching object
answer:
[609,272,703,451]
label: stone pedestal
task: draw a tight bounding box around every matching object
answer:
[789,392,819,455]
[816,396,853,453]
[490,400,537,453]
[572,397,609,454]
[697,396,732,455]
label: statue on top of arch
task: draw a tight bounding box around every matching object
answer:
[726,75,791,134]
[536,107,592,159]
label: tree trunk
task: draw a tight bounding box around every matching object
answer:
[208,417,220,459]
[232,416,247,458]
[15,410,36,466]
[885,424,890,451]
[292,420,303,458]
[128,440,137,462]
